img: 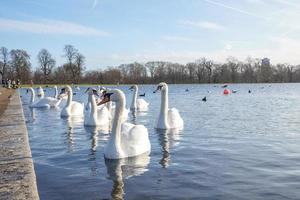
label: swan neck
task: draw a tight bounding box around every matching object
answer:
[30,89,35,104]
[67,89,72,106]
[161,88,169,116]
[131,87,138,109]
[54,87,58,99]
[89,94,97,116]
[110,97,125,152]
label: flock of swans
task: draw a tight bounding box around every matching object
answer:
[26,82,184,159]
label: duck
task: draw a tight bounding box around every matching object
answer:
[129,85,149,111]
[153,82,184,130]
[98,89,151,159]
[60,85,84,117]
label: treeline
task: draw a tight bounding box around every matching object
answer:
[0,45,299,84]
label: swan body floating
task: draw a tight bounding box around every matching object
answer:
[37,86,44,98]
[84,88,110,126]
[99,89,151,159]
[28,87,62,108]
[28,87,50,108]
[129,85,149,111]
[60,85,84,117]
[154,82,184,130]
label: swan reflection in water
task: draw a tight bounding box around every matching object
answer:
[156,128,182,168]
[64,116,83,152]
[105,153,150,200]
[130,110,148,125]
[26,107,36,123]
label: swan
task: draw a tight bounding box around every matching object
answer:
[129,85,149,111]
[84,87,110,126]
[154,82,184,129]
[60,85,84,117]
[98,89,151,159]
[27,87,50,108]
[100,89,129,122]
[37,86,44,98]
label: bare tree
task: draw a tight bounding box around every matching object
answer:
[0,47,9,82]
[10,49,31,83]
[37,49,56,84]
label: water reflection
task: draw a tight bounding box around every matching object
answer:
[26,107,36,123]
[156,129,182,168]
[64,117,83,152]
[105,153,150,200]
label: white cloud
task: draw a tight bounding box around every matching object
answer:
[162,36,197,42]
[0,18,109,37]
[101,36,300,66]
[179,20,224,31]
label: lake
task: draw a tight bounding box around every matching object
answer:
[21,83,300,200]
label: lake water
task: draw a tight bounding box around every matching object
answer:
[21,83,300,200]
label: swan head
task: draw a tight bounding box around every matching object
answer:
[153,82,168,93]
[129,85,138,91]
[59,85,72,98]
[98,89,125,105]
[85,87,99,97]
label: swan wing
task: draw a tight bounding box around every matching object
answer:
[168,108,184,129]
[136,98,149,110]
[97,106,110,124]
[71,101,84,116]
[121,122,151,157]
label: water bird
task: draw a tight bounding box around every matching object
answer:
[185,89,189,92]
[59,85,84,117]
[129,85,149,111]
[153,82,184,130]
[202,96,207,102]
[139,93,145,97]
[37,86,44,98]
[84,87,109,126]
[98,89,151,159]
[27,86,61,108]
[248,90,251,93]
[232,90,238,93]
[222,84,228,88]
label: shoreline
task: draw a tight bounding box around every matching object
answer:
[0,89,39,199]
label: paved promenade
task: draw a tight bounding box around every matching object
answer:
[0,89,39,199]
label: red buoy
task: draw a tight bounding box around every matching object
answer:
[223,88,230,95]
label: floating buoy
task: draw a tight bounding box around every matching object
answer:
[223,88,230,95]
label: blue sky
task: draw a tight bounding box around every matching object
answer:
[1,0,300,70]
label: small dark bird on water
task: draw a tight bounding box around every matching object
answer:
[248,90,251,93]
[222,84,228,88]
[185,89,189,92]
[202,96,207,102]
[139,93,145,97]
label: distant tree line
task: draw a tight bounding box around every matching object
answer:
[1,45,300,84]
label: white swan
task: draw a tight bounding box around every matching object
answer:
[98,89,151,159]
[129,85,149,111]
[37,86,44,98]
[60,85,84,117]
[101,89,129,122]
[28,87,50,108]
[154,82,184,129]
[84,87,110,126]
